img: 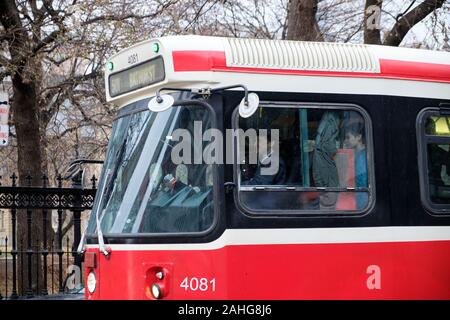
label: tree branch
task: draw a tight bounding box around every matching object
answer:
[30,0,46,19]
[81,0,177,26]
[61,217,73,238]
[32,29,62,55]
[0,0,26,43]
[81,12,161,26]
[0,70,11,82]
[383,0,446,46]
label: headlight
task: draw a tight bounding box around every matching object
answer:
[151,284,161,299]
[87,272,97,294]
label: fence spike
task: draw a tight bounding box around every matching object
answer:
[91,175,97,189]
[10,173,17,187]
[25,173,32,187]
[57,174,63,188]
[41,174,48,188]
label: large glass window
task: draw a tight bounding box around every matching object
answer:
[418,110,450,213]
[236,104,373,214]
[87,99,216,235]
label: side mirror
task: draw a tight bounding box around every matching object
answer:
[63,159,103,188]
[148,94,175,112]
[239,92,259,118]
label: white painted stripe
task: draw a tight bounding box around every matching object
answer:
[372,44,450,65]
[85,226,450,251]
[206,72,450,100]
[146,71,450,100]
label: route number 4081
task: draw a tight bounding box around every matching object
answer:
[180,277,216,292]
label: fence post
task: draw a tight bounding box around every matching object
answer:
[5,236,8,299]
[10,174,18,299]
[0,177,2,300]
[71,170,83,271]
[25,174,33,298]
[66,237,70,270]
[0,237,3,300]
[41,175,49,296]
[51,239,54,295]
[20,239,24,296]
[10,209,18,299]
[57,175,64,294]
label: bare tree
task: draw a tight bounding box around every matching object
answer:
[285,0,448,46]
[0,0,177,294]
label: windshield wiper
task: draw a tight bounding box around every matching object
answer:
[95,182,110,256]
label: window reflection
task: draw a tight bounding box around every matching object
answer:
[426,116,450,136]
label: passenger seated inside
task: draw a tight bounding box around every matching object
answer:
[239,132,287,210]
[343,122,368,210]
[139,157,214,233]
[242,133,286,186]
[138,104,215,233]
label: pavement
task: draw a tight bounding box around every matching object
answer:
[1,288,85,300]
[22,293,84,300]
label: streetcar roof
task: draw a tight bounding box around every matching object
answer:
[105,35,450,105]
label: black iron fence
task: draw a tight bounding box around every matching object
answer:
[0,172,97,299]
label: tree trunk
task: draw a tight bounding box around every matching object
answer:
[0,0,51,296]
[12,72,45,295]
[12,78,42,185]
[286,0,323,41]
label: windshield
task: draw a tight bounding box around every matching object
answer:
[87,98,216,235]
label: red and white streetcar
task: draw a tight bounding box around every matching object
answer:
[80,35,450,300]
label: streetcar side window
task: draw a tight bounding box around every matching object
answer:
[236,104,373,215]
[418,110,450,214]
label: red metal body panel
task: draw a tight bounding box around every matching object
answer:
[172,51,226,71]
[171,50,450,84]
[85,240,450,300]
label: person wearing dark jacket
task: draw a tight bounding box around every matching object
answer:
[312,111,340,209]
[242,134,286,186]
[240,133,286,210]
